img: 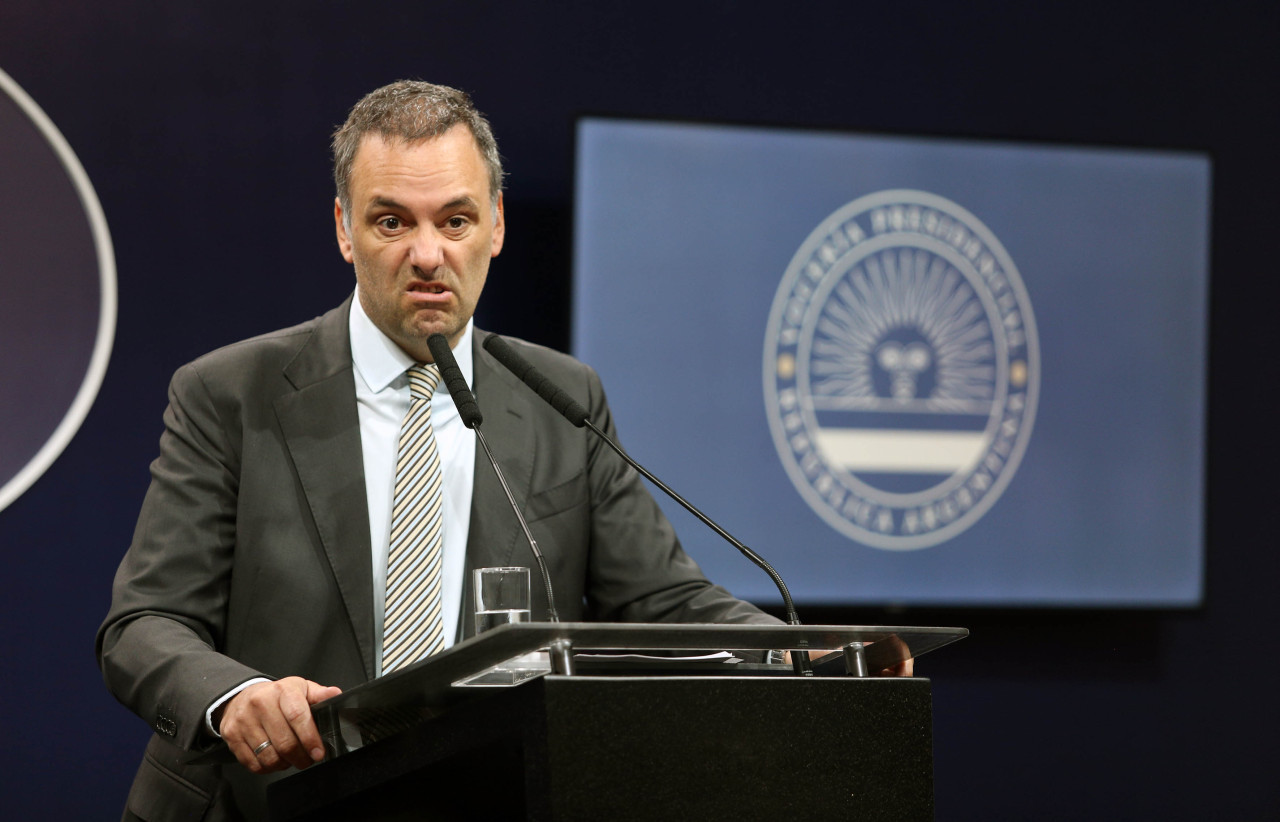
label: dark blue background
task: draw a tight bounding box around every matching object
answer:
[1,2,1276,818]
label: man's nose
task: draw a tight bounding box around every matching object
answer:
[408,227,446,270]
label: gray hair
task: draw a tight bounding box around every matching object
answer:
[332,80,504,225]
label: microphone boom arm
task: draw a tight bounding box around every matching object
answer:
[581,417,802,628]
[473,425,560,623]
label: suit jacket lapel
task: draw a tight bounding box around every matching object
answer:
[274,296,376,679]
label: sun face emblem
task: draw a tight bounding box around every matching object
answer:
[764,190,1038,550]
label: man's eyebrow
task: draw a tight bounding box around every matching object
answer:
[440,195,481,212]
[368,196,407,212]
[365,195,481,213]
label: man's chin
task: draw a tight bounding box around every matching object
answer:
[399,318,466,353]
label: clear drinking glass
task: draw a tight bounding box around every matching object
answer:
[473,566,531,634]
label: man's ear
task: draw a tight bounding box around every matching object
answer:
[335,198,354,263]
[490,192,505,258]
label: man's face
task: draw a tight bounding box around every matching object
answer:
[335,125,504,361]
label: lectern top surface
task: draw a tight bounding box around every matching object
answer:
[317,622,966,711]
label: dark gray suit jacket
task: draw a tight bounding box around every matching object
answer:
[97,296,777,821]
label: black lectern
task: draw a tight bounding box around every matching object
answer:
[267,623,965,822]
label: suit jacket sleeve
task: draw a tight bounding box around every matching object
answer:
[96,361,266,752]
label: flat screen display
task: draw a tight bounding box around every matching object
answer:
[573,117,1209,608]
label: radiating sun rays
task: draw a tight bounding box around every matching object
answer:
[810,248,996,410]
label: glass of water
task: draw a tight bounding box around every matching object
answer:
[473,566,531,634]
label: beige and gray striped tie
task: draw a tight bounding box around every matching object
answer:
[381,363,446,674]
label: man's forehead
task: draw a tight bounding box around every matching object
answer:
[352,126,481,165]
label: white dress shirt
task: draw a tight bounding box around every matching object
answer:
[349,289,476,673]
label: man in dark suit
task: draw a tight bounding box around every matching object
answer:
[97,81,779,821]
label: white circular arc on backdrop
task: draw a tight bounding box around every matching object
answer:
[0,67,117,513]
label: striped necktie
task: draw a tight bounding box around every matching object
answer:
[381,363,446,674]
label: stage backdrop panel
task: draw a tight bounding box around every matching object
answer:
[572,118,1209,608]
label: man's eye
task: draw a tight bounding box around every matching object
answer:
[378,216,402,230]
[446,216,468,230]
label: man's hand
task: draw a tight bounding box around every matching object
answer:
[879,657,914,677]
[786,649,915,677]
[218,677,342,774]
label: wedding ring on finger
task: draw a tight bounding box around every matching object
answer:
[253,740,272,756]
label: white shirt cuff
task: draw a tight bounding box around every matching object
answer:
[205,677,272,737]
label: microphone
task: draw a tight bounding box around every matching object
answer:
[481,334,811,672]
[426,333,559,624]
[482,339,590,426]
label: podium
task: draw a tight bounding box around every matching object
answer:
[267,623,966,822]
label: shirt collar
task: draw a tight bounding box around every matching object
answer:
[349,287,475,394]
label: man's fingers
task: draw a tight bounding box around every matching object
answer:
[219,683,277,773]
[876,658,915,677]
[256,679,321,769]
[226,721,278,774]
[238,688,305,772]
[227,735,261,773]
[276,682,329,766]
[306,682,343,704]
[294,683,342,761]
[220,677,339,773]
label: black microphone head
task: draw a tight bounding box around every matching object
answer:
[483,334,590,427]
[427,333,483,428]
[426,334,452,368]
[481,334,525,375]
